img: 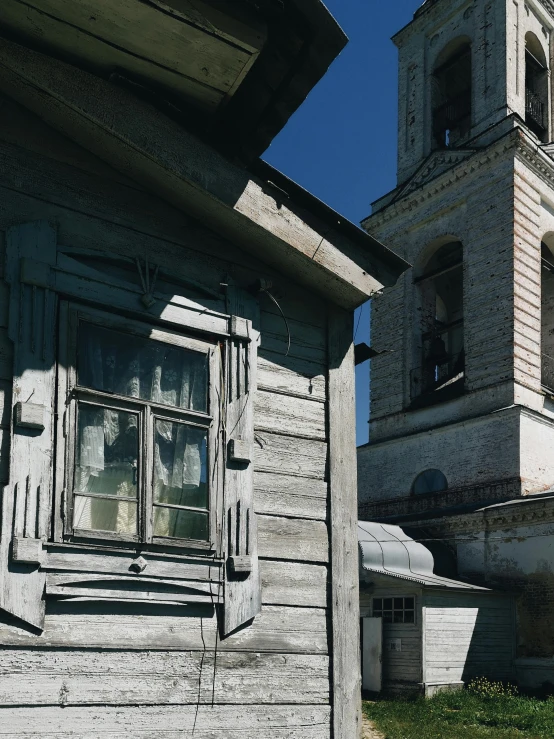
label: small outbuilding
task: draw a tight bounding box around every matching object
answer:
[359,521,515,696]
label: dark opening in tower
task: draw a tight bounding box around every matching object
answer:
[541,240,554,392]
[412,241,464,403]
[432,39,472,149]
[525,33,549,142]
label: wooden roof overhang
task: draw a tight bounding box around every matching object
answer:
[0,36,408,310]
[0,0,347,163]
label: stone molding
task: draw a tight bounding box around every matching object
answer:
[362,129,522,230]
[358,477,522,522]
[366,489,554,536]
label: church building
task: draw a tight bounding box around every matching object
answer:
[359,0,554,689]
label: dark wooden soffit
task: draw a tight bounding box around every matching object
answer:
[0,37,408,309]
[0,0,347,164]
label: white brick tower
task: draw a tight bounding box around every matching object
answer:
[359,0,554,681]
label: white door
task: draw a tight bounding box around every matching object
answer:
[362,617,382,693]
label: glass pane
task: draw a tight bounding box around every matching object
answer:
[405,597,415,609]
[373,598,382,610]
[75,405,138,499]
[394,598,404,609]
[383,612,393,624]
[153,507,208,540]
[373,610,382,618]
[383,598,393,610]
[74,495,137,535]
[153,420,208,509]
[405,611,415,624]
[78,322,208,412]
[393,611,404,623]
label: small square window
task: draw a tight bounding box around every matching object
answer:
[373,596,416,624]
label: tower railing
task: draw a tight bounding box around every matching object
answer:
[432,89,472,142]
[525,87,546,131]
[411,323,465,400]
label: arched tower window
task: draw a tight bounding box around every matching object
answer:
[412,241,464,401]
[525,32,549,142]
[412,469,448,495]
[432,38,472,149]
[541,238,554,391]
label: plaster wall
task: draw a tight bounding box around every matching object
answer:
[358,408,520,504]
[455,519,554,667]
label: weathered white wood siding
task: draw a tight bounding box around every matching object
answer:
[424,593,515,684]
[0,96,332,736]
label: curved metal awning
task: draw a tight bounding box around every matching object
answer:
[358,521,489,590]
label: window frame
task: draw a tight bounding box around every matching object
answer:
[372,596,416,625]
[55,302,223,553]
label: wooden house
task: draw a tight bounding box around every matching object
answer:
[359,522,515,696]
[0,1,408,737]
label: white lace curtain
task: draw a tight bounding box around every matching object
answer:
[74,324,208,537]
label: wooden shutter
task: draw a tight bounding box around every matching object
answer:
[0,221,58,630]
[223,286,261,636]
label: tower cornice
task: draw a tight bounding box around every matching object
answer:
[362,128,552,232]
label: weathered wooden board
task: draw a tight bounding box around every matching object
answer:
[328,308,361,739]
[43,548,222,583]
[257,352,326,402]
[0,0,252,111]
[254,389,326,441]
[253,431,327,479]
[0,605,328,653]
[0,704,331,737]
[254,471,327,521]
[258,515,329,563]
[260,561,327,608]
[0,650,329,706]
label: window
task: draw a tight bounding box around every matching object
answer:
[412,241,464,402]
[525,33,549,142]
[3,223,261,634]
[372,597,415,624]
[61,306,219,548]
[432,38,472,149]
[412,469,448,495]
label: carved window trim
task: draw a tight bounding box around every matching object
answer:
[54,302,223,554]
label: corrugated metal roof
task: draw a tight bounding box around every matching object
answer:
[358,521,489,590]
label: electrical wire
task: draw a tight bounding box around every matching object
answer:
[260,288,291,356]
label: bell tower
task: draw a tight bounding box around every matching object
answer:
[358,0,554,519]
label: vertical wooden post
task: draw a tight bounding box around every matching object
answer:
[328,307,361,739]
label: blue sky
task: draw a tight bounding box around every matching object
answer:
[263,0,422,445]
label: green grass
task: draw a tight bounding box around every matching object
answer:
[363,690,554,738]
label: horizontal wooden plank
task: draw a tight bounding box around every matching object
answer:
[254,472,327,521]
[255,389,326,441]
[0,650,329,706]
[261,561,328,608]
[258,515,329,563]
[0,704,331,737]
[0,604,328,653]
[257,352,326,402]
[43,548,222,583]
[253,431,327,480]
